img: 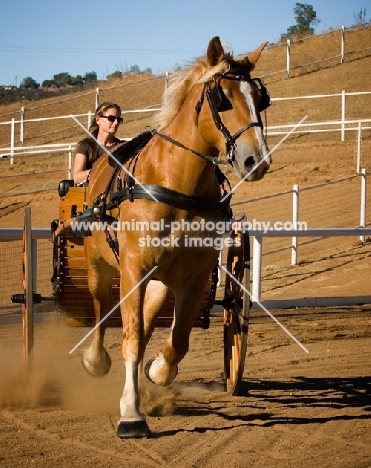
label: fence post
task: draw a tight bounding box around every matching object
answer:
[357,122,362,173]
[68,145,73,179]
[10,118,15,164]
[252,236,263,301]
[341,25,345,64]
[88,110,93,129]
[95,87,100,109]
[286,39,291,78]
[360,168,367,243]
[341,90,345,141]
[291,184,299,265]
[31,237,37,292]
[20,107,25,147]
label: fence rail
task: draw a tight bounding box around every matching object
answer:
[1,226,371,313]
[232,169,370,264]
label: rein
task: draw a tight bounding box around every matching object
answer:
[150,128,229,166]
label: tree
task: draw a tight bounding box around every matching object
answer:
[41,79,58,88]
[20,76,39,89]
[107,70,122,80]
[83,72,97,82]
[53,72,72,87]
[70,74,84,86]
[129,65,140,74]
[281,3,320,39]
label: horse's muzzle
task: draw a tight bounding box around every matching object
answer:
[243,155,270,181]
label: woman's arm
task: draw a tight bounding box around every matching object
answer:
[73,152,90,184]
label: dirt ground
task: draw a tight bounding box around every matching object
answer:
[0,306,370,468]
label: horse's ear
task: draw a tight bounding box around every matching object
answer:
[207,36,225,66]
[243,41,268,70]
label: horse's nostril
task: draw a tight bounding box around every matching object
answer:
[244,156,255,168]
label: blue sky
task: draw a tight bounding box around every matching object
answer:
[0,0,369,87]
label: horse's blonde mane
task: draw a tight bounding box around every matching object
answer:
[154,52,233,131]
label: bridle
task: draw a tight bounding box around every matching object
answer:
[195,69,271,164]
[153,68,271,167]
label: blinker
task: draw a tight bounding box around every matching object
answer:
[253,78,271,113]
[207,80,223,111]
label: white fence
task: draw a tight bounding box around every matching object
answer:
[1,22,371,155]
[1,226,371,313]
[256,23,371,81]
[249,227,371,308]
[1,90,371,168]
[231,169,370,265]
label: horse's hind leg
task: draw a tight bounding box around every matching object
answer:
[82,244,116,377]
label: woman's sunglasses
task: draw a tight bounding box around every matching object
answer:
[100,115,123,124]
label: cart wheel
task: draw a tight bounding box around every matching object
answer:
[223,217,251,395]
[22,206,34,364]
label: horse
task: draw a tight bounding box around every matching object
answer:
[81,36,271,438]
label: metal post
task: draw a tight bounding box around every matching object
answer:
[23,207,34,366]
[360,169,367,243]
[252,236,263,301]
[341,26,345,64]
[292,184,299,265]
[20,107,25,147]
[88,110,93,129]
[341,90,345,142]
[357,122,362,173]
[165,71,169,89]
[31,237,37,292]
[10,118,15,164]
[68,146,72,179]
[95,87,100,109]
[286,39,291,78]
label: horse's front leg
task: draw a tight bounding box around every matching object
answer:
[82,240,116,377]
[117,274,151,439]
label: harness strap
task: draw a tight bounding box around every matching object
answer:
[205,78,263,160]
[151,129,229,166]
[108,183,232,215]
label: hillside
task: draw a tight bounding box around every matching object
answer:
[0,25,370,147]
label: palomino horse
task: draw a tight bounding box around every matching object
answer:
[82,36,271,438]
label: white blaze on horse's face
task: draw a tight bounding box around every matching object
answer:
[233,80,271,181]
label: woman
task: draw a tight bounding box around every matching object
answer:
[73,101,123,185]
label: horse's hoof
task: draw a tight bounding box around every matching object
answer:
[117,420,151,439]
[81,350,111,378]
[144,353,178,386]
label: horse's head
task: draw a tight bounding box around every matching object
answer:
[196,36,272,181]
